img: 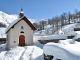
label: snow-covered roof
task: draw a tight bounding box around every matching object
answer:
[39,34,67,40]
[38,30,80,40]
[5,16,36,33]
[5,16,24,33]
[20,11,24,13]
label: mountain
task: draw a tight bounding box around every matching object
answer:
[0,11,18,25]
[0,11,37,26]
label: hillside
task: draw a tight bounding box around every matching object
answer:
[0,11,37,26]
[54,23,80,35]
[0,11,80,36]
[0,11,18,25]
[34,23,80,36]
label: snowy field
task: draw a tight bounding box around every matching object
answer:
[44,41,80,60]
[0,44,44,60]
[40,23,80,60]
[1,17,80,60]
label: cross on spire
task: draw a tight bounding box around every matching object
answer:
[19,6,24,18]
[21,6,23,11]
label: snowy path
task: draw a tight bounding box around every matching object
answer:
[0,45,43,60]
[19,46,44,60]
[19,46,34,60]
[3,47,25,60]
[19,46,28,60]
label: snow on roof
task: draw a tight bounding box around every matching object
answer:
[39,34,67,40]
[39,30,80,40]
[20,11,24,13]
[5,16,24,33]
[0,27,6,38]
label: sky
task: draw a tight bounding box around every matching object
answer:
[0,0,80,19]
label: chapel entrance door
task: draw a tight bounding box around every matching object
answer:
[19,35,25,46]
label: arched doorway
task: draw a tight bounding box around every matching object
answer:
[19,35,25,46]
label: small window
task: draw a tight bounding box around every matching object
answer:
[13,41,16,43]
[21,26,24,30]
[20,31,24,33]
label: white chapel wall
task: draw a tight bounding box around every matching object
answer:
[6,30,11,50]
[8,20,33,48]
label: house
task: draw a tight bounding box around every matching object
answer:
[74,28,80,31]
[0,38,6,44]
[5,9,36,50]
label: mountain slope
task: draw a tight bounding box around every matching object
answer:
[0,11,18,25]
[0,11,37,26]
[54,23,80,35]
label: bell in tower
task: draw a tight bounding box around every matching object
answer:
[19,8,24,18]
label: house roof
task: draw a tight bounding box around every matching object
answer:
[5,16,36,33]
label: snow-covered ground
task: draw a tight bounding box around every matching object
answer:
[1,10,80,60]
[0,27,6,38]
[0,44,44,60]
[33,23,80,60]
[36,23,80,60]
[40,23,80,60]
[43,41,80,60]
[34,23,80,36]
[54,23,80,35]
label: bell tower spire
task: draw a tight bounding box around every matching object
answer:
[19,7,24,18]
[21,7,23,11]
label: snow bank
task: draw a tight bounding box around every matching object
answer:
[43,42,80,60]
[0,44,6,51]
[58,39,72,45]
[30,46,43,60]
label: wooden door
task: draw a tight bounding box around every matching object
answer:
[19,35,25,46]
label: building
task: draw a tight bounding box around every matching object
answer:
[5,9,36,50]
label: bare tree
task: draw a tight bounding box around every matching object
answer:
[68,11,71,24]
[54,16,59,34]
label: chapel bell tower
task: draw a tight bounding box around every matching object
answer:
[19,8,24,18]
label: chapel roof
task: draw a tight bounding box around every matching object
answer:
[5,16,36,33]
